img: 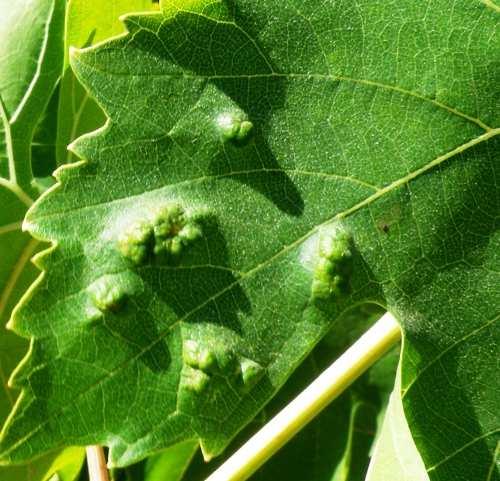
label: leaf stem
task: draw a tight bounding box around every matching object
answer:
[205,312,401,481]
[86,446,109,481]
[0,93,17,185]
[0,93,37,197]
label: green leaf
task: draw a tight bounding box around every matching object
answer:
[0,0,65,192]
[143,441,197,481]
[365,370,429,481]
[31,85,61,179]
[65,0,159,59]
[117,440,197,481]
[55,0,160,167]
[1,3,498,481]
[0,447,85,481]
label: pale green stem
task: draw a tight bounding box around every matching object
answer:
[86,446,109,481]
[205,312,401,481]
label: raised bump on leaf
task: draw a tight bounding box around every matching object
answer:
[312,223,353,299]
[216,111,254,143]
[239,357,264,389]
[301,222,353,301]
[117,219,153,265]
[183,367,211,393]
[183,340,216,372]
[88,276,128,312]
[117,203,203,264]
[86,272,143,318]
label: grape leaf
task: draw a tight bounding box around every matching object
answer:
[117,440,197,481]
[0,446,84,481]
[1,2,498,481]
[365,369,429,481]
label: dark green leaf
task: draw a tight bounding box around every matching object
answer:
[1,3,498,481]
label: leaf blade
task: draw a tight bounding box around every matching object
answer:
[1,3,498,481]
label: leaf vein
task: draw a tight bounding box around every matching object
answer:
[401,314,499,398]
[426,429,500,472]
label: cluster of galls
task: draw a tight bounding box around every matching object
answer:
[118,203,202,265]
[311,225,353,300]
[182,339,264,394]
[85,108,255,316]
[216,111,254,143]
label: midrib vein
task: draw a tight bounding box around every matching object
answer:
[30,168,378,221]
[338,129,500,219]
[335,75,491,132]
[4,127,498,457]
[34,128,499,222]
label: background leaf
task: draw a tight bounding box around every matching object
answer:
[365,369,429,481]
[0,447,84,481]
[113,440,197,481]
[0,0,65,192]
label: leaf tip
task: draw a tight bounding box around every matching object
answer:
[199,440,216,462]
[5,317,15,332]
[68,45,81,63]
